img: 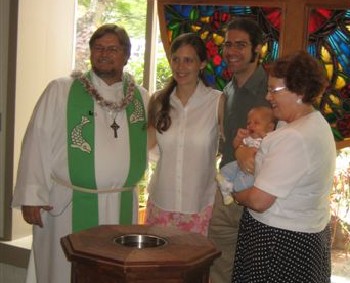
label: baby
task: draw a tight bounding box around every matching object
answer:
[217,106,276,205]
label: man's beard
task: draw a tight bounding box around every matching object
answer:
[92,65,118,79]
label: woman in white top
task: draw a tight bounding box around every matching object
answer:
[146,33,224,236]
[232,50,336,283]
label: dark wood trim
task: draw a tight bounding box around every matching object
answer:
[336,139,350,150]
[1,0,18,241]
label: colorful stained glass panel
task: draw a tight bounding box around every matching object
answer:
[308,9,350,140]
[161,4,350,141]
[163,5,280,91]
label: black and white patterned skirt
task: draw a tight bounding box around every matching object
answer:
[232,209,331,283]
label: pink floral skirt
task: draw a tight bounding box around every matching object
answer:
[145,199,213,236]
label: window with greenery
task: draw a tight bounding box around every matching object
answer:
[75,0,146,77]
[75,0,171,90]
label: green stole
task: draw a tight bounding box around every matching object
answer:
[67,73,147,232]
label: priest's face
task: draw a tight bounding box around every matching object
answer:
[90,33,128,85]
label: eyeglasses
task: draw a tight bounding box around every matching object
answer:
[223,41,251,50]
[92,45,123,55]
[267,86,287,94]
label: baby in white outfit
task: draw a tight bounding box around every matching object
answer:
[217,106,276,205]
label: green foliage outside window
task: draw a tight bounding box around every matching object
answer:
[76,0,171,91]
[155,56,172,91]
[331,148,350,252]
[127,56,172,91]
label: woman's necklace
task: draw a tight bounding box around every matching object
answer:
[74,71,135,138]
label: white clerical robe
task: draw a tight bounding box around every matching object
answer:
[12,72,148,283]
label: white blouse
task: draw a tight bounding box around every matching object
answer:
[251,111,336,233]
[148,81,222,214]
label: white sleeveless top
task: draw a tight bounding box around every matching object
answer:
[148,81,222,214]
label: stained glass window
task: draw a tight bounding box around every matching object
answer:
[162,5,350,141]
[307,9,350,141]
[163,5,280,90]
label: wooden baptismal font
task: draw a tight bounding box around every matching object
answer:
[61,224,221,283]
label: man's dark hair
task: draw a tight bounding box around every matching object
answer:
[226,17,264,61]
[226,17,264,47]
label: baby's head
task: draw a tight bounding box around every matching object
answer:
[247,106,276,139]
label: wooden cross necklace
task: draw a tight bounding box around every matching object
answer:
[76,72,135,139]
[110,114,120,138]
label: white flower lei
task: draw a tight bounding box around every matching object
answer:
[71,70,136,113]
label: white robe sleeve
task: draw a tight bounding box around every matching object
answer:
[12,78,72,207]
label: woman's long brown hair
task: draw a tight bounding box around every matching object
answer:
[148,33,208,133]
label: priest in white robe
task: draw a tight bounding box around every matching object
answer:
[12,24,148,283]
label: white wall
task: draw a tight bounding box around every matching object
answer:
[1,1,76,281]
[12,0,76,238]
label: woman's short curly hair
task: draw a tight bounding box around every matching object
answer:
[268,50,328,104]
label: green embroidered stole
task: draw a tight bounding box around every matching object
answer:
[67,72,147,232]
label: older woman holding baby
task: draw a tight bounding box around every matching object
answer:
[232,50,336,283]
